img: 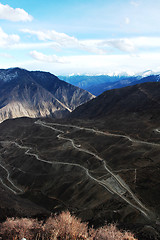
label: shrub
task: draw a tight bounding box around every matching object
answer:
[43,211,88,239]
[0,211,137,240]
[93,224,137,240]
[0,217,42,240]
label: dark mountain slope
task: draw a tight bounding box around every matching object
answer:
[70,82,160,119]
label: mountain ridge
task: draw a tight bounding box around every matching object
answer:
[0,68,94,123]
[60,73,160,96]
[70,81,160,120]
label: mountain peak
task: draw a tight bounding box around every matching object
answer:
[0,67,30,83]
[0,68,94,122]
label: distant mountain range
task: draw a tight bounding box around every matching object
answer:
[59,73,160,96]
[1,67,159,123]
[0,68,94,123]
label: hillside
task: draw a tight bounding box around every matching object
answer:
[0,68,94,123]
[70,82,160,120]
[1,82,160,239]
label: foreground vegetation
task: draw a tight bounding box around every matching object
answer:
[0,211,137,240]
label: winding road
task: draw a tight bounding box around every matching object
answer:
[0,154,23,194]
[35,120,156,219]
[0,119,158,220]
[44,121,160,147]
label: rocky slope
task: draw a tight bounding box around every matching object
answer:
[0,68,94,122]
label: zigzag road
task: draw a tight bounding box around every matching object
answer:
[44,121,160,147]
[35,120,156,219]
[0,141,114,196]
[0,120,157,220]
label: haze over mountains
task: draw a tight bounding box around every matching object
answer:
[60,71,160,96]
[0,68,94,123]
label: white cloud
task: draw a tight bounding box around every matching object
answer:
[21,29,108,54]
[94,37,160,53]
[21,28,137,54]
[0,27,20,48]
[130,1,140,7]
[30,50,69,63]
[97,38,136,53]
[21,53,160,76]
[0,3,33,22]
[125,17,130,24]
[5,27,160,58]
[0,53,13,58]
[11,42,61,50]
[78,40,107,54]
[3,53,160,76]
[21,29,80,47]
[80,39,136,54]
[131,37,160,48]
[108,39,135,53]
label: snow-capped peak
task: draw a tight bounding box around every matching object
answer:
[0,70,18,82]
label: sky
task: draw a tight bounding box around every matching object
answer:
[0,0,160,75]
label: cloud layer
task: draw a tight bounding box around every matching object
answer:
[1,1,160,75]
[22,28,138,54]
[22,28,160,60]
[0,27,20,48]
[13,53,160,76]
[0,3,33,22]
[22,28,106,54]
[30,50,68,63]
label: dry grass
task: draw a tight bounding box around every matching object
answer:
[0,217,42,239]
[0,211,137,240]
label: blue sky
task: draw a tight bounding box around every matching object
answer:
[0,0,160,75]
